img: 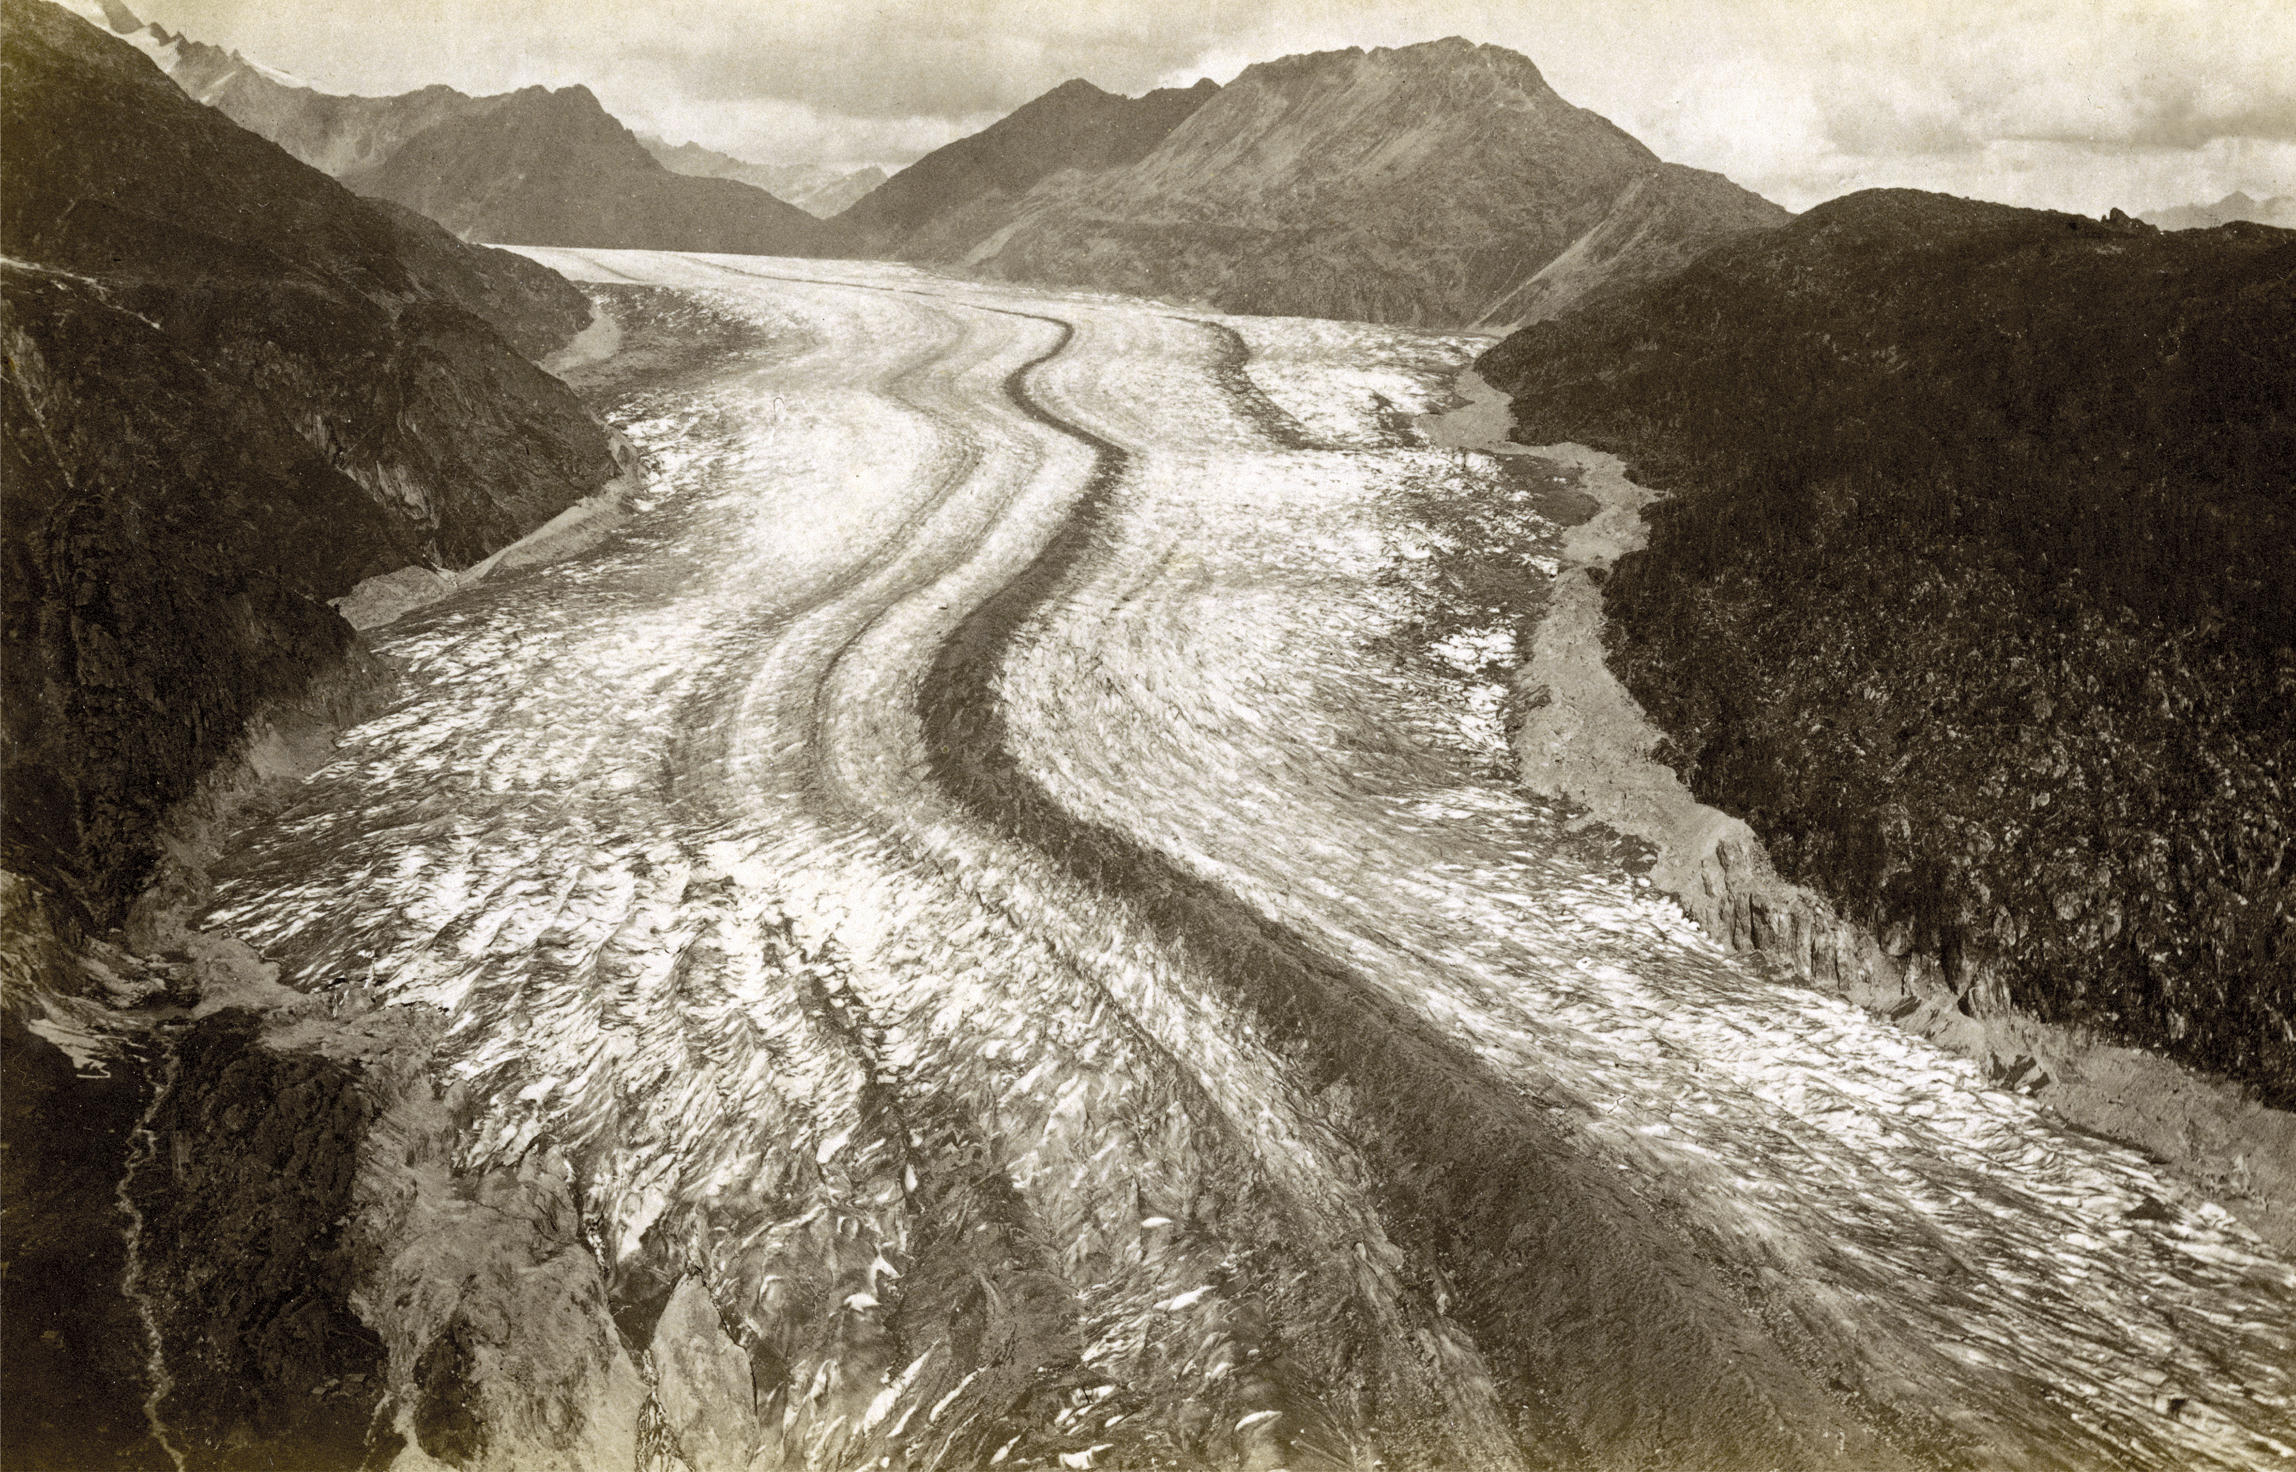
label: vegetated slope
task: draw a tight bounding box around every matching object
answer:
[341,84,836,254]
[2146,191,2296,231]
[1,0,623,925]
[835,76,1219,256]
[1479,189,2296,1104]
[638,134,886,218]
[958,39,1788,327]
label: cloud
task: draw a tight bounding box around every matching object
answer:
[124,0,2296,208]
[617,7,1219,119]
[1799,1,2296,156]
[625,97,1005,171]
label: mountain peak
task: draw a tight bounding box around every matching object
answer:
[953,33,1781,326]
[837,69,1221,244]
[50,0,139,35]
[338,69,832,253]
[1229,35,1556,102]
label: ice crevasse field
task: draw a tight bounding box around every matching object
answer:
[183,252,2295,1471]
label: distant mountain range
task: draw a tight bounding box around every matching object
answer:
[2144,190,2296,231]
[60,0,833,255]
[636,135,885,219]
[55,6,1787,326]
[3,0,625,923]
[845,40,1788,328]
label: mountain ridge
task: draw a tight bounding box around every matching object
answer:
[336,81,834,253]
[835,74,1220,255]
[637,133,886,218]
[901,38,1789,327]
[2145,189,2296,231]
[55,0,835,255]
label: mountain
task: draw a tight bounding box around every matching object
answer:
[835,75,1220,256]
[741,162,887,218]
[67,0,483,176]
[1478,190,2296,1103]
[2145,190,2296,231]
[341,83,835,253]
[2,0,626,925]
[53,0,835,255]
[638,134,886,218]
[931,39,1788,328]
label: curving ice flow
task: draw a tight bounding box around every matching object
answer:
[202,252,2295,1471]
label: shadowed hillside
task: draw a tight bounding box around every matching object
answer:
[1,0,623,926]
[1481,189,2296,1103]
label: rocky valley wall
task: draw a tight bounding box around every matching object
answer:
[1,0,625,926]
[1478,190,2296,1113]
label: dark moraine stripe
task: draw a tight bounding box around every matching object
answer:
[1176,315,1324,450]
[914,310,1927,1472]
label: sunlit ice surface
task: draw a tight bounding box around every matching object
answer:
[202,251,2295,1470]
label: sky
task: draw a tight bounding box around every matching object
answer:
[123,0,2296,214]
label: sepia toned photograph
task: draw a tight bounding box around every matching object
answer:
[1,0,2290,1467]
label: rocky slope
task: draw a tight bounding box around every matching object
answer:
[61,0,834,255]
[1478,189,2296,1106]
[1,0,622,927]
[638,134,886,218]
[947,39,1787,327]
[835,75,1220,256]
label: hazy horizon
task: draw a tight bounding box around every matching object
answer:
[114,0,2296,216]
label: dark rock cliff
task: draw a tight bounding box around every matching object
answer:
[0,1002,163,1470]
[127,1008,394,1470]
[0,0,622,926]
[1480,189,2296,1105]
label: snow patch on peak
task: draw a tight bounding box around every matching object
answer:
[119,24,185,73]
[44,0,312,93]
[236,53,312,90]
[44,0,199,74]
[48,0,120,32]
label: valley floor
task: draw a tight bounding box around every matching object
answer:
[36,254,2296,1470]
